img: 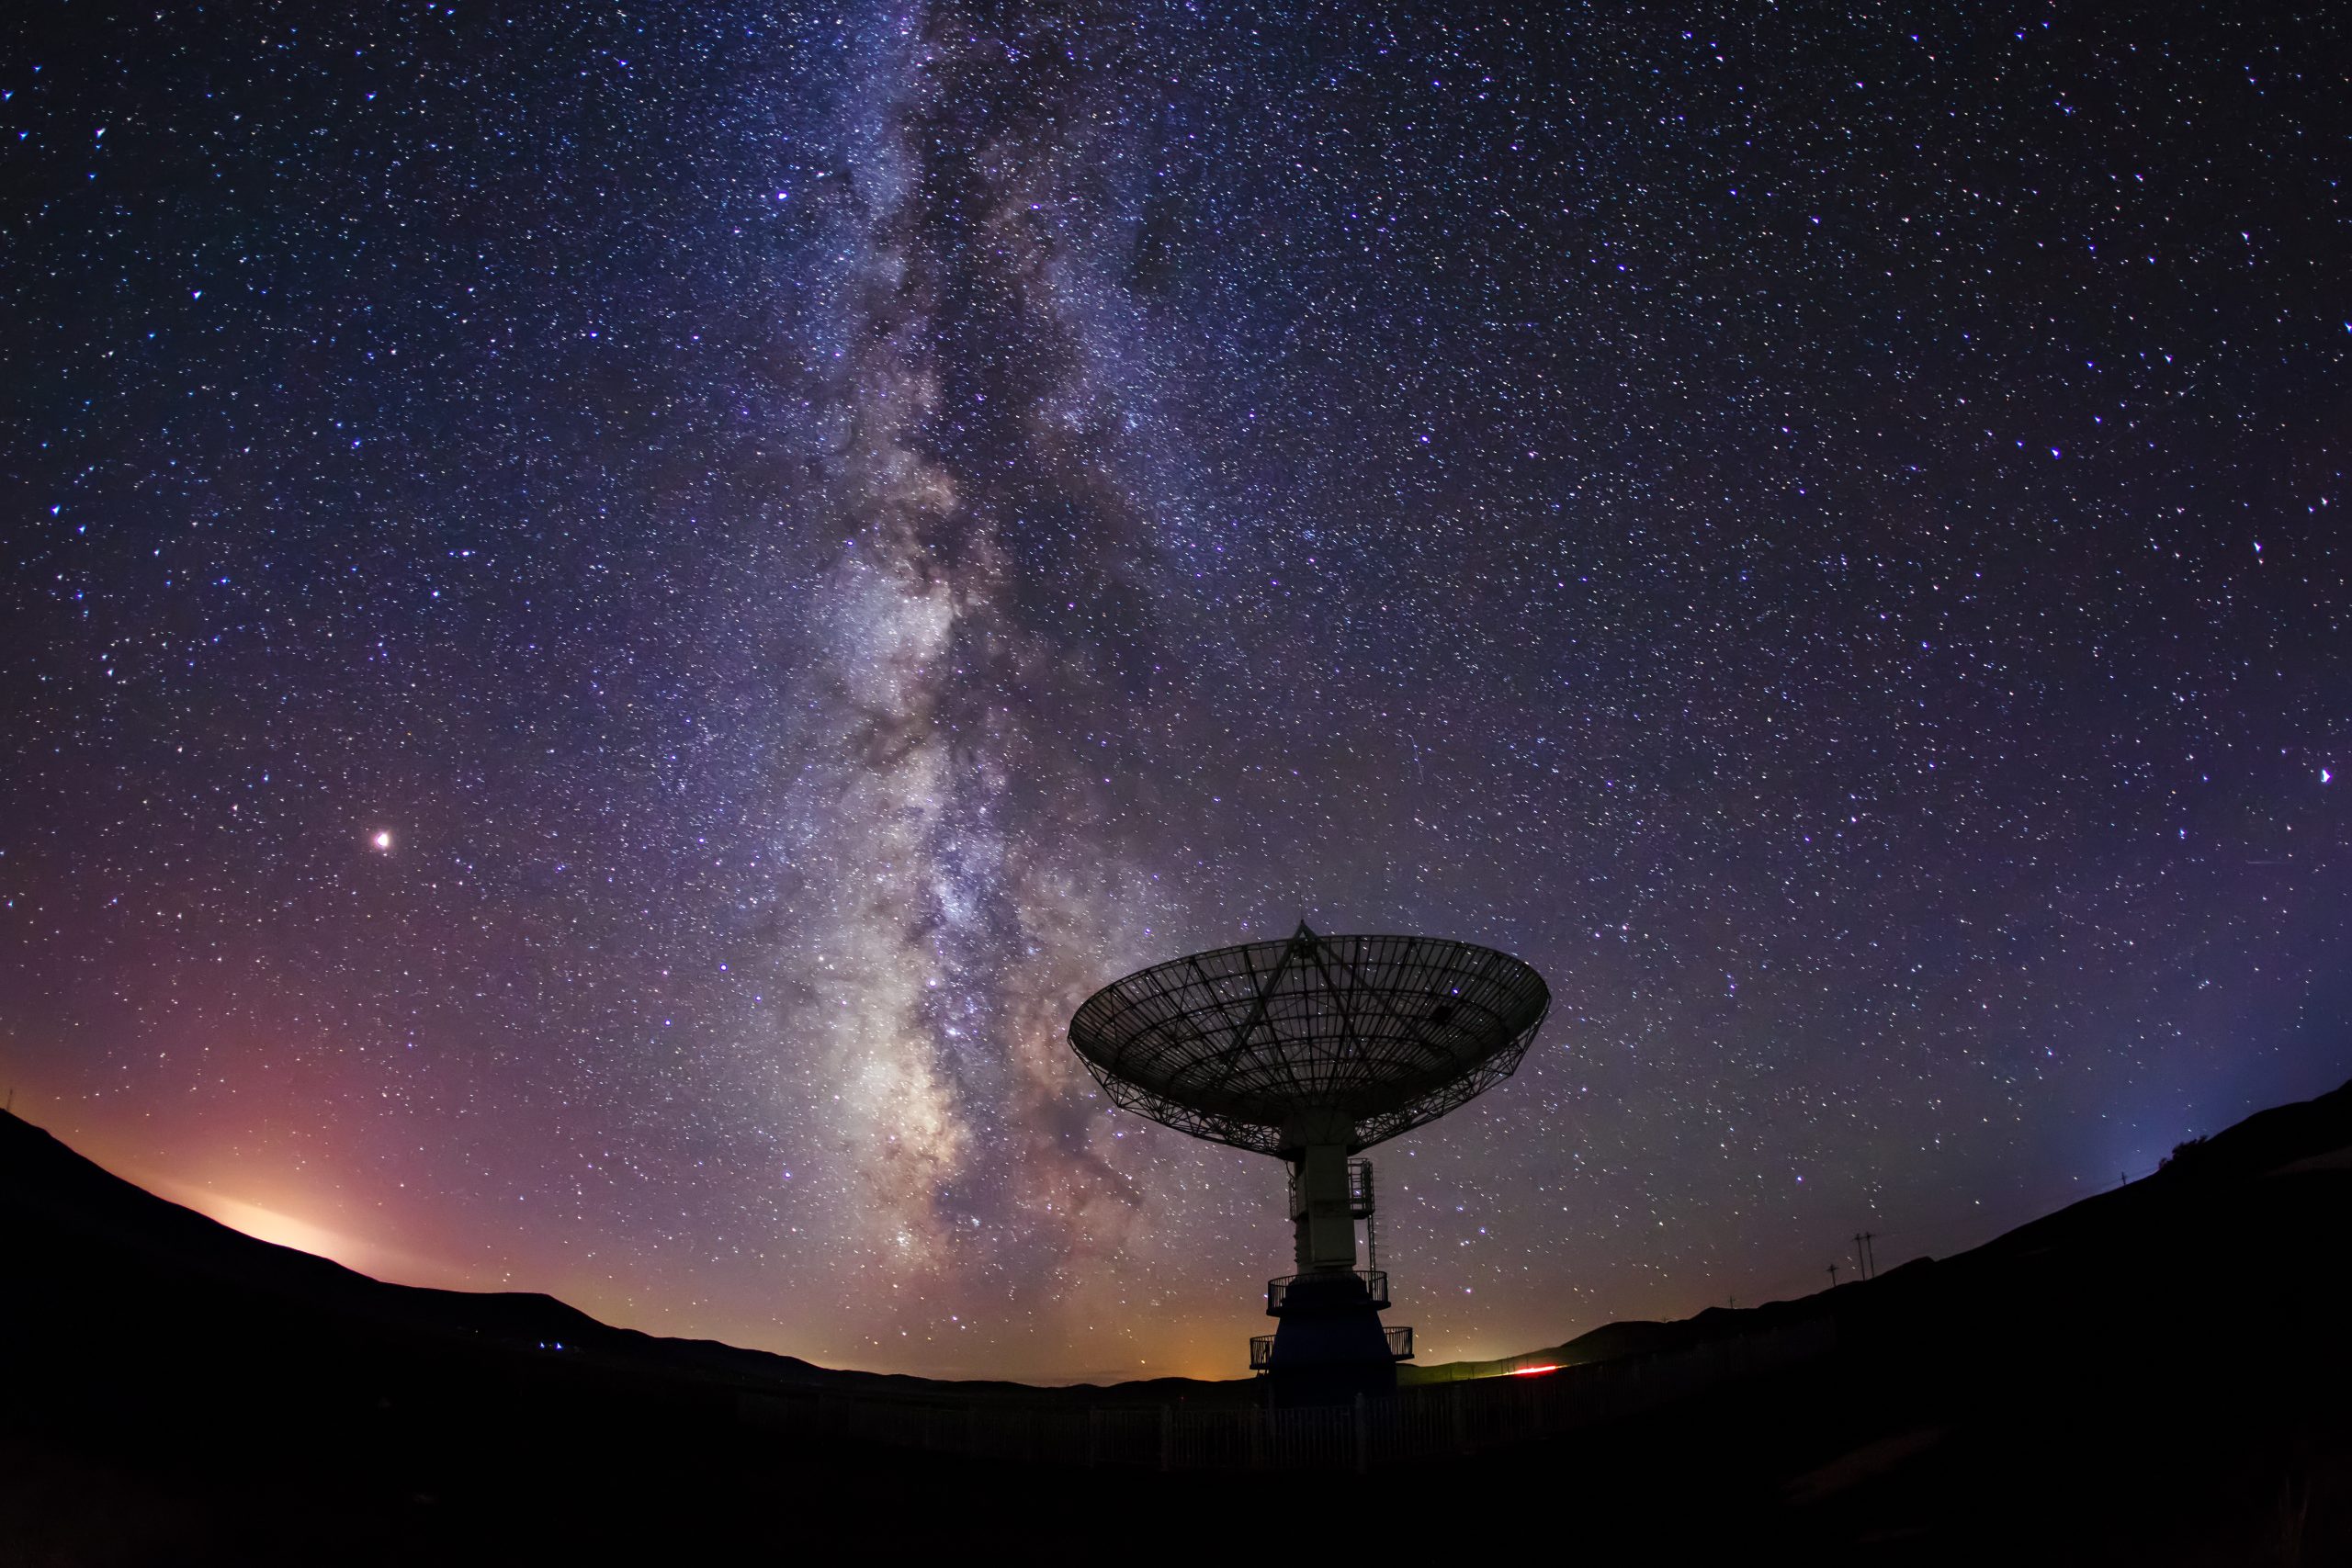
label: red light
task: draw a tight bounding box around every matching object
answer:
[1506,1363,1561,1377]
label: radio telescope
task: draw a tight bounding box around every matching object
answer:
[1069,923,1551,1397]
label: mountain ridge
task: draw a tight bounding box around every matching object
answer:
[12,1071,2352,1398]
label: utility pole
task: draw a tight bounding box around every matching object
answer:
[1826,1262,1839,1290]
[1851,1232,1869,1281]
[1862,1232,1878,1280]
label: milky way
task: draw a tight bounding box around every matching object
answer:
[773,4,1192,1283]
[3,3,2347,1380]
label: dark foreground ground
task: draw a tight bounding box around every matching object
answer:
[6,1079,2352,1564]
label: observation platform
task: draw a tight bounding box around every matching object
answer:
[1267,1269,1388,1315]
[1253,1326,1411,1371]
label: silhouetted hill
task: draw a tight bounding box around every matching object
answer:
[0,1111,832,1384]
[1405,1074,2352,1386]
[0,1109,1219,1404]
[6,1078,2351,1563]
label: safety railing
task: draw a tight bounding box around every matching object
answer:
[1265,1269,1389,1314]
[1248,1323,1410,1368]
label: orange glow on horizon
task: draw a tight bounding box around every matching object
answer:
[152,1180,478,1292]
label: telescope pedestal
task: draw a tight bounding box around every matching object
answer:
[1259,1136,1406,1402]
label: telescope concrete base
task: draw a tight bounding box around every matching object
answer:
[1263,1271,1399,1405]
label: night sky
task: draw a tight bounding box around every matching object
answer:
[3,1,2347,1382]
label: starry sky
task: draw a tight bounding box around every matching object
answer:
[3,1,2347,1382]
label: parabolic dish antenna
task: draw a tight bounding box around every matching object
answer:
[1069,923,1551,1395]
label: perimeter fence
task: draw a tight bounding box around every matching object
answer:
[735,1315,1836,1472]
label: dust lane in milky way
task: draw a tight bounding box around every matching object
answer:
[1,2,2346,1380]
